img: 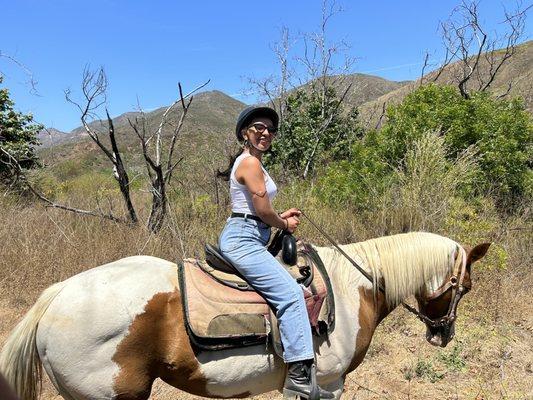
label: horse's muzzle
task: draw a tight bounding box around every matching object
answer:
[425,322,455,347]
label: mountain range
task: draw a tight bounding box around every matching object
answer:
[38,40,532,153]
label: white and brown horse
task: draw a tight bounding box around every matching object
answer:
[0,232,490,400]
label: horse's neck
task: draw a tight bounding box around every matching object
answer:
[317,245,373,296]
[315,245,394,377]
[318,245,394,324]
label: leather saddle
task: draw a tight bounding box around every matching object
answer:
[203,230,312,290]
[177,237,335,351]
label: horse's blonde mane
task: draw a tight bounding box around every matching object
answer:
[318,232,458,306]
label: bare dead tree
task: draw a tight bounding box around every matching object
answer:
[426,0,529,99]
[248,0,357,179]
[302,81,352,178]
[0,51,39,94]
[4,65,210,232]
[247,25,294,134]
[295,0,355,178]
[65,67,138,224]
[420,51,431,87]
[374,101,388,131]
[129,80,210,233]
[296,0,355,113]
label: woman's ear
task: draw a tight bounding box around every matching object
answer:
[241,127,249,142]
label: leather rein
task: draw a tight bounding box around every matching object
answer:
[299,210,468,329]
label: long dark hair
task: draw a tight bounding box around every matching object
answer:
[217,147,244,181]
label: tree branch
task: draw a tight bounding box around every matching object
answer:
[0,147,124,222]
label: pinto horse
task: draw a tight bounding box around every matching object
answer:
[0,232,490,400]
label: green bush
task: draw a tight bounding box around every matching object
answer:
[52,159,89,181]
[444,196,508,270]
[438,343,467,372]
[265,87,363,179]
[314,129,390,210]
[381,84,532,204]
[57,172,117,199]
[0,78,43,181]
[316,129,478,234]
[315,84,531,214]
[379,131,478,232]
[403,359,445,383]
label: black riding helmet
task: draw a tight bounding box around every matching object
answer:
[235,106,279,142]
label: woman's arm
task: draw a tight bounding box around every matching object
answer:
[236,157,298,231]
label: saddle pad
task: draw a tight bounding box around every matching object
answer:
[178,252,334,350]
[181,259,269,338]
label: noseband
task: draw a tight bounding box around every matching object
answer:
[401,246,468,329]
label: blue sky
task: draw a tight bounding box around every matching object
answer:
[1,0,531,131]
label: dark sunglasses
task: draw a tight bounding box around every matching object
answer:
[249,122,278,135]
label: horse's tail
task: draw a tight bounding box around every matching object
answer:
[0,280,68,400]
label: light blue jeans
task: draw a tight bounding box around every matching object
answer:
[218,217,314,362]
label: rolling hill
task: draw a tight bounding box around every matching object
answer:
[358,40,533,128]
[36,75,408,180]
[37,39,532,177]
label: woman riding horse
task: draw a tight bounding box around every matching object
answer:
[217,106,333,399]
[0,107,491,400]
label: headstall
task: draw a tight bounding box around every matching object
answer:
[401,246,468,328]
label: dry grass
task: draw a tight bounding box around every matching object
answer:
[0,184,532,399]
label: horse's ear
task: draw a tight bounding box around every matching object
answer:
[466,243,491,265]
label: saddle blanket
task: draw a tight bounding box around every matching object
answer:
[178,245,334,350]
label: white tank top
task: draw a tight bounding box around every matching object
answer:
[230,152,277,215]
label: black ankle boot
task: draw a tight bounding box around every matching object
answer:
[283,359,334,400]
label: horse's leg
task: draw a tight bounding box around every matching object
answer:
[113,361,155,400]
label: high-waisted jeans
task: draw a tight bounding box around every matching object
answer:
[218,217,314,362]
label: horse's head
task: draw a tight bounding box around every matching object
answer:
[415,242,491,347]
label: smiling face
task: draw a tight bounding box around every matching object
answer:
[243,117,277,152]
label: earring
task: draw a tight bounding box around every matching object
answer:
[243,138,249,148]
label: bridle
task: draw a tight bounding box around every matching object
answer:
[300,210,469,330]
[401,246,468,329]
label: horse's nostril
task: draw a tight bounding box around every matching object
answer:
[428,334,443,347]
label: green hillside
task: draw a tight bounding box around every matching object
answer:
[38,90,245,185]
[37,40,532,192]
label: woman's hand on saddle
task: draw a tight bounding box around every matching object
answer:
[280,208,301,219]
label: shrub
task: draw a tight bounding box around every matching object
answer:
[375,131,478,233]
[265,87,363,179]
[0,78,43,182]
[316,130,479,236]
[314,129,390,210]
[438,343,467,372]
[403,359,445,383]
[381,84,532,204]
